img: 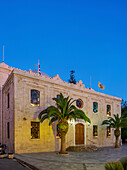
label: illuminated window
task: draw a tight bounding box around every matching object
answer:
[93,125,98,137]
[107,105,111,116]
[56,124,61,139]
[31,90,40,106]
[7,93,10,108]
[76,99,83,108]
[107,127,111,137]
[93,102,98,113]
[31,122,40,139]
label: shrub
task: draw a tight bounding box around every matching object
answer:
[119,157,127,170]
[105,161,124,170]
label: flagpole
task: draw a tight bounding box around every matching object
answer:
[3,45,4,62]
[90,76,92,89]
[38,59,39,73]
[98,82,99,92]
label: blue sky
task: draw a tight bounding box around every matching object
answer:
[0,0,127,101]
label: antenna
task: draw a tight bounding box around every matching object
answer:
[34,64,37,71]
[90,75,92,89]
[3,45,4,62]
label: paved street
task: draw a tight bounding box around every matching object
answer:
[0,158,29,170]
[14,144,127,170]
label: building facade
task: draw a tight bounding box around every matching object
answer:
[0,62,121,153]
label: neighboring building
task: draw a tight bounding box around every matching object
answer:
[0,61,121,153]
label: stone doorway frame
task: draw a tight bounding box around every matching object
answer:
[74,120,86,145]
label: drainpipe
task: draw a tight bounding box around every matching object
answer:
[1,86,2,144]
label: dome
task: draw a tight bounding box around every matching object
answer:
[32,70,50,77]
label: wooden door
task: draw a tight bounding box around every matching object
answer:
[75,123,84,145]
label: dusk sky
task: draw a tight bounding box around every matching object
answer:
[0,0,127,101]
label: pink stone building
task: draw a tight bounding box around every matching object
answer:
[0,62,121,153]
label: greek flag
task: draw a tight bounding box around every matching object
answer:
[38,60,41,75]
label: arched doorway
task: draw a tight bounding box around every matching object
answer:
[75,123,84,145]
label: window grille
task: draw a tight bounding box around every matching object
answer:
[31,122,40,139]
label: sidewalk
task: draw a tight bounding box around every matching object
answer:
[0,158,30,170]
[15,144,127,170]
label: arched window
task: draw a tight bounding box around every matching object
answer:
[56,123,61,139]
[107,127,111,137]
[93,102,98,113]
[31,90,40,106]
[93,125,98,137]
[107,105,111,116]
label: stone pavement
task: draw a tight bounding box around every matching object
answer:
[0,158,30,170]
[15,144,127,170]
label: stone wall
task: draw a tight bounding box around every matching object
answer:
[0,62,13,145]
[2,74,15,152]
[0,88,2,144]
[13,70,121,153]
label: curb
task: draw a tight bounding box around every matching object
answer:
[15,158,40,170]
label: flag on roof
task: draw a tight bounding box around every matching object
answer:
[98,82,105,90]
[38,60,41,75]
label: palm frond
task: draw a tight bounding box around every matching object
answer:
[49,117,58,125]
[40,114,49,123]
[38,109,48,120]
[74,107,91,123]
[67,111,77,121]
[68,99,76,108]
[48,110,62,119]
[102,114,127,130]
[38,93,91,127]
[102,120,110,125]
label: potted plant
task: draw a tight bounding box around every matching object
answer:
[8,148,14,159]
[0,144,7,158]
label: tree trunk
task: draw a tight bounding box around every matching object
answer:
[59,134,67,154]
[115,136,119,148]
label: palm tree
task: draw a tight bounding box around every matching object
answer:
[38,93,91,154]
[102,114,127,148]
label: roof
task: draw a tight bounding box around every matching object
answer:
[0,62,10,69]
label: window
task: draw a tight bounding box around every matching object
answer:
[31,90,40,106]
[7,93,10,108]
[107,127,111,137]
[31,122,40,139]
[107,105,111,116]
[57,94,61,101]
[76,99,83,108]
[93,125,98,137]
[56,123,61,139]
[93,102,98,113]
[56,94,61,108]
[7,122,10,139]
